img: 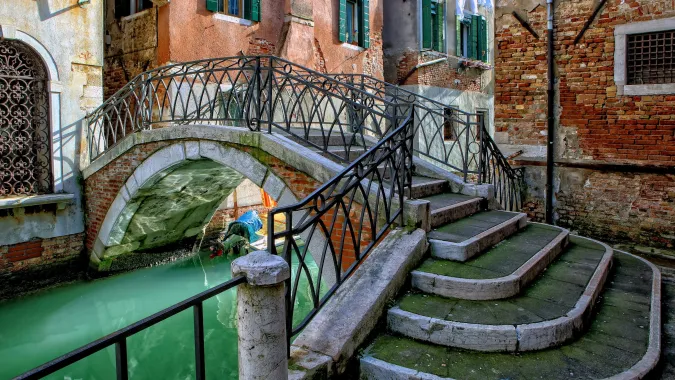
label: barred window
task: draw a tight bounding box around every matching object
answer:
[627,30,674,85]
[0,40,52,197]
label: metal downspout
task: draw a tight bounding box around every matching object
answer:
[545,0,555,224]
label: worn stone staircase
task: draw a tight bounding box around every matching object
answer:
[355,176,662,379]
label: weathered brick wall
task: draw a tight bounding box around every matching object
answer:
[496,0,675,159]
[0,233,85,276]
[497,1,675,251]
[395,50,483,91]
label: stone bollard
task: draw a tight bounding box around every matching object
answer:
[231,250,290,380]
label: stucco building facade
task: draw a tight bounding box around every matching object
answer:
[104,0,385,97]
[494,0,675,254]
[0,0,104,291]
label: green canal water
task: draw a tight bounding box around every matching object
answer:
[0,249,321,379]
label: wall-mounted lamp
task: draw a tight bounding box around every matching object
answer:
[78,0,91,7]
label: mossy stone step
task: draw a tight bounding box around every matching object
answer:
[362,251,659,379]
[428,211,528,262]
[413,223,569,300]
[421,193,483,228]
[389,237,613,351]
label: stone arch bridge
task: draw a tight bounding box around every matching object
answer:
[82,124,345,272]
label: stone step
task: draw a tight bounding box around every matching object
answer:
[420,193,484,228]
[407,176,449,199]
[388,236,613,352]
[412,223,569,300]
[361,250,661,379]
[311,146,367,161]
[428,210,528,262]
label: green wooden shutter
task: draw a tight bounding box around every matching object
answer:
[251,0,260,21]
[456,15,462,56]
[206,0,218,12]
[481,16,488,62]
[244,0,251,19]
[362,0,370,48]
[470,14,479,60]
[339,0,347,42]
[422,0,432,49]
[436,2,445,52]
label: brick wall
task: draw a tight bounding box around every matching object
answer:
[396,50,483,91]
[496,0,675,160]
[0,233,85,275]
[496,1,675,252]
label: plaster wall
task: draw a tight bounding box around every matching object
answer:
[0,0,103,250]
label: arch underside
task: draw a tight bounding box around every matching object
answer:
[91,141,334,287]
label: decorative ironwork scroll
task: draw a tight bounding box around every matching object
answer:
[0,40,51,197]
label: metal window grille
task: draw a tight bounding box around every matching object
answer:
[627,30,675,85]
[0,40,52,197]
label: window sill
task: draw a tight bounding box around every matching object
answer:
[213,13,255,26]
[0,194,75,211]
[621,83,675,96]
[342,43,365,52]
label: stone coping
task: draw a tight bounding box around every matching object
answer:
[389,236,614,352]
[414,223,569,300]
[0,193,75,210]
[429,212,528,262]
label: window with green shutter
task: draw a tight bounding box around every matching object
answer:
[456,13,489,63]
[339,0,370,48]
[206,0,260,22]
[422,0,445,52]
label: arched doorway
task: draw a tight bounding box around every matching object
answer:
[0,40,51,196]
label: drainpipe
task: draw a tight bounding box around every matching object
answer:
[545,0,555,225]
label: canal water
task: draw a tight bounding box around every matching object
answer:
[0,249,321,379]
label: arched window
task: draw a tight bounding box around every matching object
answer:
[0,40,51,197]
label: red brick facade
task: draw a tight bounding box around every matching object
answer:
[0,233,85,275]
[496,0,675,251]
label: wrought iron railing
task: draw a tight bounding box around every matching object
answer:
[86,56,399,165]
[14,276,246,380]
[324,73,524,211]
[268,111,414,345]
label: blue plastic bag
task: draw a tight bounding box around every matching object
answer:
[232,210,263,243]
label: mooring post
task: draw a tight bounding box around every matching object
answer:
[231,250,290,380]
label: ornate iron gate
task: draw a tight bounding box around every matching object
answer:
[0,40,51,197]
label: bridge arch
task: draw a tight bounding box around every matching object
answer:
[83,125,342,272]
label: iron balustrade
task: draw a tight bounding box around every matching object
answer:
[268,111,415,347]
[323,73,525,211]
[86,56,401,165]
[14,275,246,380]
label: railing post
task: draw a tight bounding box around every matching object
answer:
[267,56,274,133]
[255,57,262,131]
[232,251,290,380]
[463,112,471,183]
[478,113,485,185]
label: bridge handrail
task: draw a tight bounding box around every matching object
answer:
[14,275,247,380]
[268,110,415,346]
[326,73,524,211]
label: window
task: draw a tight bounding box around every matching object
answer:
[443,108,456,141]
[627,30,674,85]
[0,40,52,197]
[339,0,370,48]
[456,14,488,62]
[206,0,260,21]
[422,0,445,52]
[114,0,153,18]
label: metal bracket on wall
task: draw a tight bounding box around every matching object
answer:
[511,11,540,40]
[573,0,608,44]
[77,0,91,7]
